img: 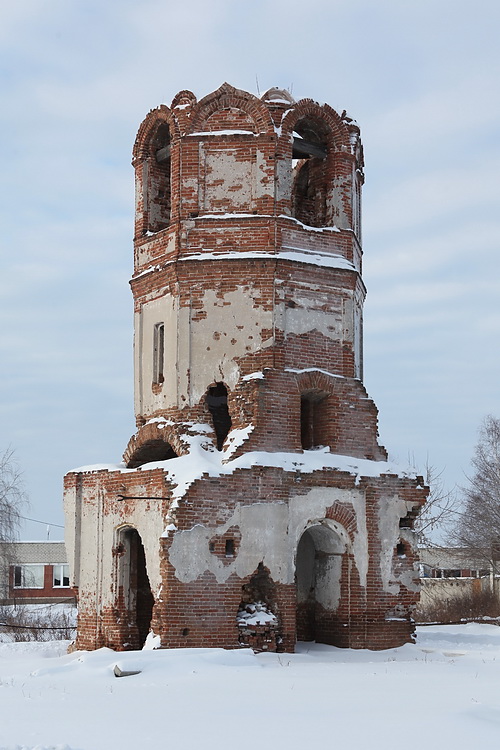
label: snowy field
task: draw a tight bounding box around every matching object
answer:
[1,624,500,750]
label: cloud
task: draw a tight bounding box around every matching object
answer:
[1,0,500,537]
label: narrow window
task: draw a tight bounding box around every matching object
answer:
[53,564,70,588]
[291,121,328,228]
[300,391,327,450]
[206,383,232,450]
[153,323,165,384]
[147,123,171,233]
[225,539,235,557]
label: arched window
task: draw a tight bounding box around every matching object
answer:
[206,382,232,450]
[146,123,171,233]
[291,119,329,228]
[126,439,177,468]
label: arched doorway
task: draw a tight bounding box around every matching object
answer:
[116,526,154,649]
[295,522,348,645]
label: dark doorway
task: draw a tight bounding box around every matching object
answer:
[118,527,154,648]
[295,524,346,644]
[206,382,232,450]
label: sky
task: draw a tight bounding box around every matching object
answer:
[1,0,499,539]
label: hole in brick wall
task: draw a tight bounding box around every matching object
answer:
[238,563,277,620]
[126,439,177,468]
[225,539,235,557]
[396,541,407,557]
[300,390,328,450]
[209,542,215,552]
[206,382,232,450]
[181,628,189,636]
[399,511,417,529]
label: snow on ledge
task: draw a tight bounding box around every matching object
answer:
[69,441,418,522]
[285,367,345,379]
[241,371,264,381]
[182,249,354,272]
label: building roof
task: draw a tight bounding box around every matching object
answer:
[419,547,486,570]
[0,541,67,564]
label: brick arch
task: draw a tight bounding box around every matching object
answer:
[293,369,341,396]
[324,503,358,541]
[280,99,350,154]
[261,87,295,105]
[133,106,180,162]
[188,82,275,136]
[171,89,197,109]
[123,421,185,468]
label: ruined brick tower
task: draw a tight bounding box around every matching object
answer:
[64,83,427,652]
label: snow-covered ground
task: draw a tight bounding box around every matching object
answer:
[1,624,499,750]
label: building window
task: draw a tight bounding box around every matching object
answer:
[153,322,165,384]
[300,391,328,449]
[146,122,171,233]
[53,564,70,588]
[291,120,329,228]
[13,564,44,589]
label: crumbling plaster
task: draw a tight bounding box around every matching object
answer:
[378,494,420,594]
[168,486,368,593]
[65,480,165,609]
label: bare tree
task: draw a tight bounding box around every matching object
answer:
[414,463,458,547]
[454,415,500,570]
[0,448,28,600]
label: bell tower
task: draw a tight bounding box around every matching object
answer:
[64,84,426,654]
[126,83,378,465]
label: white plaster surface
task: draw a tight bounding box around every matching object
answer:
[378,494,420,594]
[168,486,366,594]
[283,288,343,340]
[186,286,274,404]
[134,293,177,415]
[202,148,254,211]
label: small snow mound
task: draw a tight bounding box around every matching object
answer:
[237,602,277,626]
[143,631,161,650]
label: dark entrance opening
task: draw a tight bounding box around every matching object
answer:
[206,382,232,450]
[295,524,346,644]
[118,527,154,649]
[126,439,177,468]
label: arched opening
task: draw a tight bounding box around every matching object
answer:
[300,390,328,449]
[126,439,177,468]
[206,382,232,450]
[116,527,154,649]
[295,523,347,644]
[147,122,171,233]
[291,118,330,228]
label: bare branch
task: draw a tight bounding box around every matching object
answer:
[0,448,29,599]
[452,415,500,570]
[414,462,459,547]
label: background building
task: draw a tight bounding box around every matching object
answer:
[0,541,75,605]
